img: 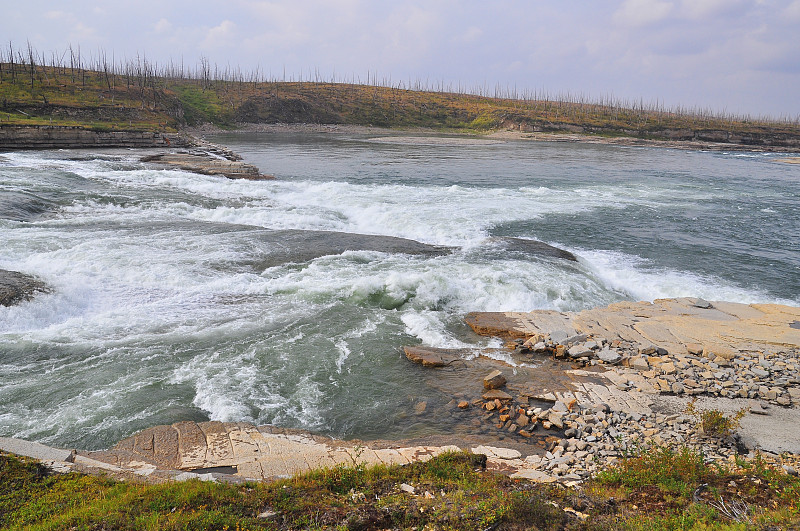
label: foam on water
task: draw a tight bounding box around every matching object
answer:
[1,138,798,448]
[577,248,799,306]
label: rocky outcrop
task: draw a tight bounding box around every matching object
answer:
[4,298,799,488]
[0,125,190,150]
[0,269,49,306]
[140,153,273,180]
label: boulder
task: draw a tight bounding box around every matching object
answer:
[686,343,704,355]
[547,411,565,429]
[0,269,49,306]
[568,344,593,358]
[483,370,507,390]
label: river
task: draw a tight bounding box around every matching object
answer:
[1,131,798,450]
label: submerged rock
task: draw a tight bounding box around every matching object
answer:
[0,191,57,222]
[247,229,452,270]
[493,237,578,262]
[0,269,49,306]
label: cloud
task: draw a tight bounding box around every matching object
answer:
[679,0,742,19]
[453,26,483,44]
[44,10,67,20]
[153,18,173,34]
[614,0,675,26]
[1,0,797,116]
[200,20,238,50]
[784,0,800,19]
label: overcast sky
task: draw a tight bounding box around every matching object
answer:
[3,0,799,117]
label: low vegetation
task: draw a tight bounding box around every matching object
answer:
[685,399,749,438]
[2,43,800,146]
[2,445,799,530]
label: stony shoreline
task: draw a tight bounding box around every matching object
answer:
[3,298,799,488]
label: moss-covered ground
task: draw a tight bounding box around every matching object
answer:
[2,445,799,530]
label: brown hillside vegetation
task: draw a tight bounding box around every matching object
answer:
[1,49,800,149]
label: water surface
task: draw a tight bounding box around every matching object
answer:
[1,133,797,449]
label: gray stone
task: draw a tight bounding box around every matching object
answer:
[564,333,588,346]
[547,411,564,429]
[597,348,622,364]
[692,298,713,309]
[568,344,593,358]
[752,368,770,378]
[400,483,416,494]
[548,330,569,345]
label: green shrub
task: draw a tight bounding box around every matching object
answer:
[595,445,709,499]
[686,399,747,437]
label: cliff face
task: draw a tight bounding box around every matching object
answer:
[0,125,190,150]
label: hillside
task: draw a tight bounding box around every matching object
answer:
[2,61,800,150]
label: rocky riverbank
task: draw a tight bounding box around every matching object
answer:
[404,298,800,483]
[3,298,799,488]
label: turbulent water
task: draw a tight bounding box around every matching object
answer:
[1,132,798,450]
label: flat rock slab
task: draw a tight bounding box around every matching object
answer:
[0,437,75,463]
[142,152,273,180]
[467,298,800,354]
[2,421,558,485]
[492,237,577,262]
[73,422,467,482]
[462,298,800,456]
[404,346,465,367]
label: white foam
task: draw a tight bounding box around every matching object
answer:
[578,249,797,305]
